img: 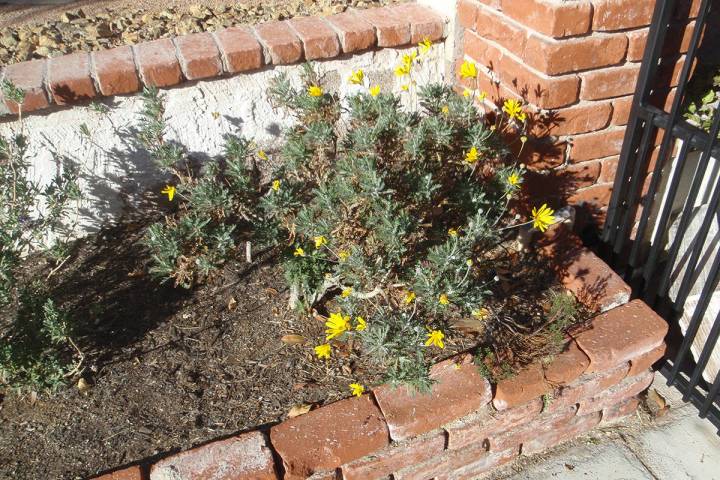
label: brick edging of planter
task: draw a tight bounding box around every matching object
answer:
[0,3,447,118]
[92,224,669,480]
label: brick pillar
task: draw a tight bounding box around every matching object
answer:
[456,0,700,227]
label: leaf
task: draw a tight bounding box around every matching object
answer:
[227,297,238,311]
[281,334,307,345]
[288,403,312,418]
[646,388,669,417]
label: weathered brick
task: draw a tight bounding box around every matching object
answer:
[599,156,620,183]
[374,358,492,441]
[573,299,669,373]
[570,128,626,162]
[289,16,340,60]
[360,7,411,47]
[135,38,183,87]
[578,370,654,415]
[494,362,548,411]
[174,32,222,80]
[602,396,640,423]
[557,161,601,189]
[626,23,692,63]
[628,343,666,377]
[433,447,519,480]
[568,183,614,211]
[520,137,568,170]
[500,0,592,38]
[490,406,578,451]
[458,0,478,29]
[521,411,602,455]
[611,95,634,126]
[254,21,303,65]
[532,102,612,137]
[593,0,655,31]
[524,33,628,76]
[547,363,631,413]
[150,431,277,480]
[326,11,376,53]
[48,52,97,105]
[580,64,642,101]
[445,399,543,450]
[544,340,591,385]
[1,59,49,113]
[214,27,264,73]
[271,394,389,477]
[390,3,445,43]
[93,46,141,96]
[92,466,144,480]
[341,431,446,480]
[473,3,526,54]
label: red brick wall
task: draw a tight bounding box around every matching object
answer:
[457,0,700,227]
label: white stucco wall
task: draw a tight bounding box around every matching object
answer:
[0,44,448,235]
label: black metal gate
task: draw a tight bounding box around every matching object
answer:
[601,0,720,430]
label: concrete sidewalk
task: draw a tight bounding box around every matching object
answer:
[488,374,720,480]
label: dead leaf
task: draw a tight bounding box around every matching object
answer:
[265,287,279,296]
[281,334,307,345]
[227,297,237,311]
[288,403,312,418]
[646,388,669,417]
[29,391,37,405]
[77,378,91,394]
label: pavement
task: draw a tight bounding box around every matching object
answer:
[488,373,720,480]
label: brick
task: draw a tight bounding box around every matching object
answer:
[271,394,389,477]
[573,299,669,373]
[602,396,640,423]
[593,0,655,31]
[520,138,567,170]
[374,359,492,441]
[254,21,303,65]
[626,22,693,63]
[174,32,222,80]
[92,466,144,480]
[1,59,49,113]
[326,11,376,53]
[445,399,543,450]
[390,3,445,43]
[568,183,613,211]
[557,161,601,189]
[627,28,649,62]
[289,16,340,60]
[464,31,580,109]
[580,64,642,101]
[570,128,626,162]
[578,370,654,415]
[500,0,592,38]
[489,405,577,451]
[93,46,141,96]
[360,7,411,47]
[494,362,548,411]
[628,343,666,376]
[477,0,502,8]
[524,33,628,76]
[548,363,631,413]
[544,340,591,385]
[521,411,601,455]
[611,95,634,126]
[458,0,478,29]
[599,156,620,183]
[214,27,264,73]
[150,431,277,480]
[433,447,519,480]
[341,431,446,480]
[48,52,97,105]
[657,55,692,89]
[135,38,183,87]
[532,102,612,137]
[473,3,527,54]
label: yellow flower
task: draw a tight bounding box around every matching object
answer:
[272,179,281,192]
[448,228,458,237]
[257,149,268,161]
[508,172,521,186]
[293,247,305,257]
[401,84,410,91]
[349,383,365,397]
[404,291,416,304]
[516,111,527,122]
[463,88,472,98]
[520,135,528,144]
[472,308,490,320]
[438,293,450,306]
[341,287,353,298]
[314,344,331,359]
[441,105,450,115]
[356,316,367,331]
[338,250,351,261]
[395,64,411,77]
[308,85,323,97]
[314,235,328,248]
[465,146,479,164]
[161,185,176,201]
[348,69,364,85]
[460,60,477,79]
[326,312,351,340]
[425,329,445,348]
[502,98,524,121]
[531,204,555,232]
[369,85,381,97]
[402,51,417,67]
[419,37,432,54]
[479,91,487,101]
[466,258,473,267]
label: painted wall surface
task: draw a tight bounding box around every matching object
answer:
[0,44,448,235]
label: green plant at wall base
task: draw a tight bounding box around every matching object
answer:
[684,68,720,136]
[0,80,83,392]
